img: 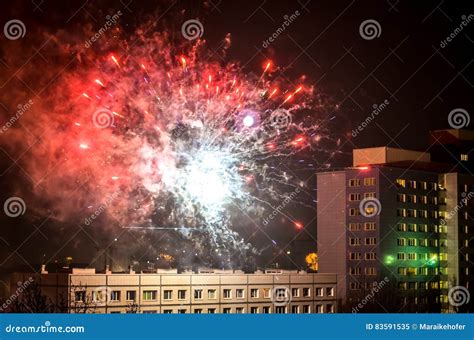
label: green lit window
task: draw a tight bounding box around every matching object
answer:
[397,238,406,246]
[397,253,406,260]
[397,223,407,231]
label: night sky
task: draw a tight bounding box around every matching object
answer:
[0,0,472,283]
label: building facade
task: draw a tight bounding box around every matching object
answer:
[317,140,474,313]
[11,268,337,314]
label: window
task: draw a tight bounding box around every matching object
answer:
[350,238,361,246]
[111,291,121,302]
[262,306,270,314]
[208,308,216,314]
[326,288,334,296]
[349,193,361,201]
[365,252,376,260]
[250,307,258,314]
[397,223,407,231]
[364,192,376,199]
[350,252,362,260]
[397,209,406,217]
[364,222,376,231]
[126,290,136,301]
[208,289,217,299]
[397,238,406,246]
[407,195,417,203]
[163,290,172,300]
[143,310,157,314]
[263,288,271,298]
[143,290,157,301]
[408,253,416,260]
[303,288,310,297]
[194,309,203,314]
[316,304,324,313]
[419,239,428,247]
[348,223,361,231]
[398,267,407,275]
[223,289,232,299]
[349,179,361,187]
[408,238,417,246]
[365,267,376,275]
[418,224,428,232]
[291,305,299,313]
[275,306,286,314]
[250,288,259,298]
[364,177,376,186]
[75,291,86,303]
[302,305,310,313]
[178,309,186,314]
[194,289,203,300]
[350,282,361,290]
[163,309,172,314]
[223,308,231,314]
[397,253,406,260]
[365,237,376,245]
[461,154,468,161]
[316,288,323,296]
[349,208,360,216]
[397,193,406,202]
[409,180,417,189]
[407,267,417,276]
[350,267,361,275]
[396,179,406,188]
[292,288,299,297]
[326,304,335,313]
[178,290,186,300]
[408,223,416,232]
[236,289,244,299]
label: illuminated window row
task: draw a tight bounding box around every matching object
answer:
[397,238,439,247]
[396,179,438,190]
[349,267,377,275]
[348,178,376,187]
[397,208,438,218]
[348,222,376,231]
[397,194,438,204]
[349,238,377,246]
[349,252,377,260]
[348,192,376,201]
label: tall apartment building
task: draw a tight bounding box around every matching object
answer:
[317,131,474,313]
[10,267,337,314]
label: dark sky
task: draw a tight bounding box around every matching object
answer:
[0,0,473,278]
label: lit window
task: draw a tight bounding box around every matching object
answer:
[349,193,361,201]
[364,178,376,186]
[349,179,361,187]
[365,252,376,260]
[397,238,406,246]
[396,179,406,188]
[461,154,468,161]
[143,290,157,301]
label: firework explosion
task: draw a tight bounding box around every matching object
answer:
[1,20,339,267]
